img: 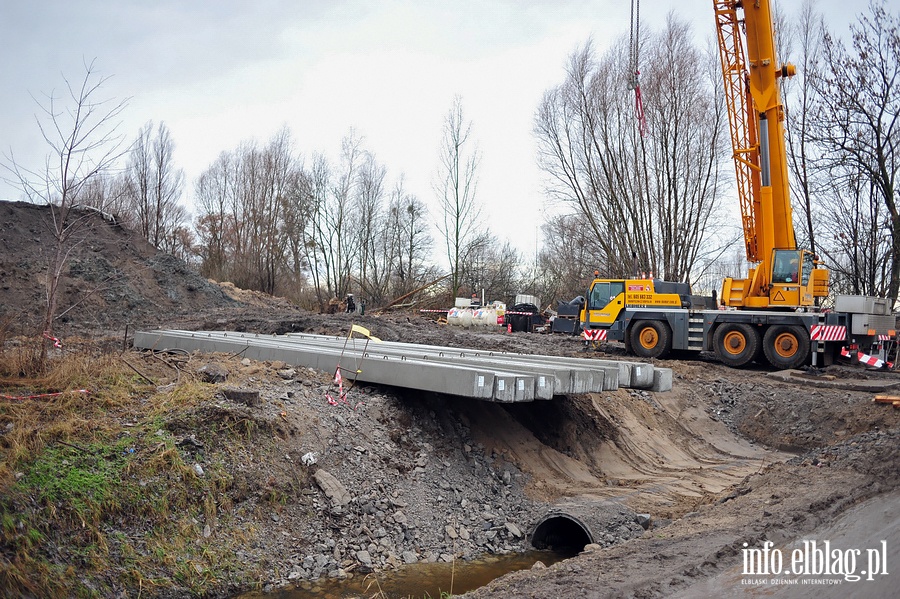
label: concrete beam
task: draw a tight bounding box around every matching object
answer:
[281,333,616,392]
[277,336,593,395]
[133,329,668,401]
[134,330,549,401]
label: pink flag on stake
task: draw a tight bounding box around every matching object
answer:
[335,368,345,396]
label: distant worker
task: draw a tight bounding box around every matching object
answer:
[345,294,356,313]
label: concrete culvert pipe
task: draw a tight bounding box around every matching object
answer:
[530,500,646,552]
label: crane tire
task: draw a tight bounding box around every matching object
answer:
[763,325,810,370]
[629,320,672,359]
[713,323,760,368]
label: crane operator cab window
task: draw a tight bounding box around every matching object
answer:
[772,250,802,284]
[588,280,625,310]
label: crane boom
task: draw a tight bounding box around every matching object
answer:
[713,0,828,309]
[714,1,760,262]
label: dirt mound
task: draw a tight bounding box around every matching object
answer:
[217,281,296,309]
[0,200,236,336]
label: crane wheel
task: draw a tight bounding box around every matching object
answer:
[713,323,760,367]
[762,325,810,370]
[629,320,672,359]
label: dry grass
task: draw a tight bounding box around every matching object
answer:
[0,339,134,487]
[0,338,255,597]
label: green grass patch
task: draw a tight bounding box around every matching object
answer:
[18,438,135,525]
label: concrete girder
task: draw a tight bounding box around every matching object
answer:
[134,330,546,401]
[132,329,672,400]
[280,333,615,392]
[273,334,594,394]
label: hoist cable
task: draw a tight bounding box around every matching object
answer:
[630,0,646,137]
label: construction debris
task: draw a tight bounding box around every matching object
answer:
[873,394,900,408]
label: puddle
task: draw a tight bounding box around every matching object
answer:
[236,549,572,598]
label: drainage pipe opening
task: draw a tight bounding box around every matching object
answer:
[530,514,593,553]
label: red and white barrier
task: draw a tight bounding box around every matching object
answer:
[840,347,892,369]
[810,325,846,342]
[582,329,608,341]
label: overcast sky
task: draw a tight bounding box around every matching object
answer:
[0,0,855,256]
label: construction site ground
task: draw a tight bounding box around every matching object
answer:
[1,202,899,597]
[187,310,900,597]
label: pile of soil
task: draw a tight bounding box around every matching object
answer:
[0,201,236,336]
[2,200,899,598]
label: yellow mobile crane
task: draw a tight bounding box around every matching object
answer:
[714,0,829,309]
[577,0,895,369]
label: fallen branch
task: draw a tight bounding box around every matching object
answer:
[374,274,450,313]
[120,357,156,385]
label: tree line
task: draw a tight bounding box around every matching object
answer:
[4,0,898,342]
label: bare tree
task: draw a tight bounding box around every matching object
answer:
[387,182,434,299]
[297,132,366,308]
[72,173,130,221]
[436,96,481,300]
[279,164,315,304]
[325,132,363,301]
[534,213,603,304]
[302,153,334,310]
[809,0,900,302]
[817,169,893,296]
[188,124,445,311]
[460,233,522,304]
[640,16,725,282]
[167,225,197,266]
[355,152,388,301]
[193,128,299,295]
[2,59,127,357]
[782,0,827,254]
[121,121,187,253]
[534,18,724,286]
[534,40,644,277]
[250,127,294,295]
[194,150,236,282]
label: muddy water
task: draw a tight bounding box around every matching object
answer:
[237,550,571,599]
